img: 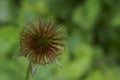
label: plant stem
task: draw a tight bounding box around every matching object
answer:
[25,62,31,80]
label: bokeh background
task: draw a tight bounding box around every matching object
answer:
[0,0,120,80]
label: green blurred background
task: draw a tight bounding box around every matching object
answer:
[0,0,120,80]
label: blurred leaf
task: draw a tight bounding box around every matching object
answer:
[0,26,18,60]
[72,0,101,30]
[111,7,120,27]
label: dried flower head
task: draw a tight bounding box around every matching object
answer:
[20,17,65,65]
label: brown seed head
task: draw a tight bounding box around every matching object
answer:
[20,18,65,65]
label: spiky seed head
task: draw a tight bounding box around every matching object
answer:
[20,17,65,65]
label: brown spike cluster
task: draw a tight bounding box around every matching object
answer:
[20,18,65,65]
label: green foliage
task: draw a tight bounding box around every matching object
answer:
[0,0,120,80]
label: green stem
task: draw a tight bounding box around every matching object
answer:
[25,62,31,80]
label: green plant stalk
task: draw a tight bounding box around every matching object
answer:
[25,63,31,80]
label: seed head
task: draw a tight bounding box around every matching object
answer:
[20,18,65,65]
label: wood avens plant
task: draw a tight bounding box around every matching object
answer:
[19,17,66,80]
